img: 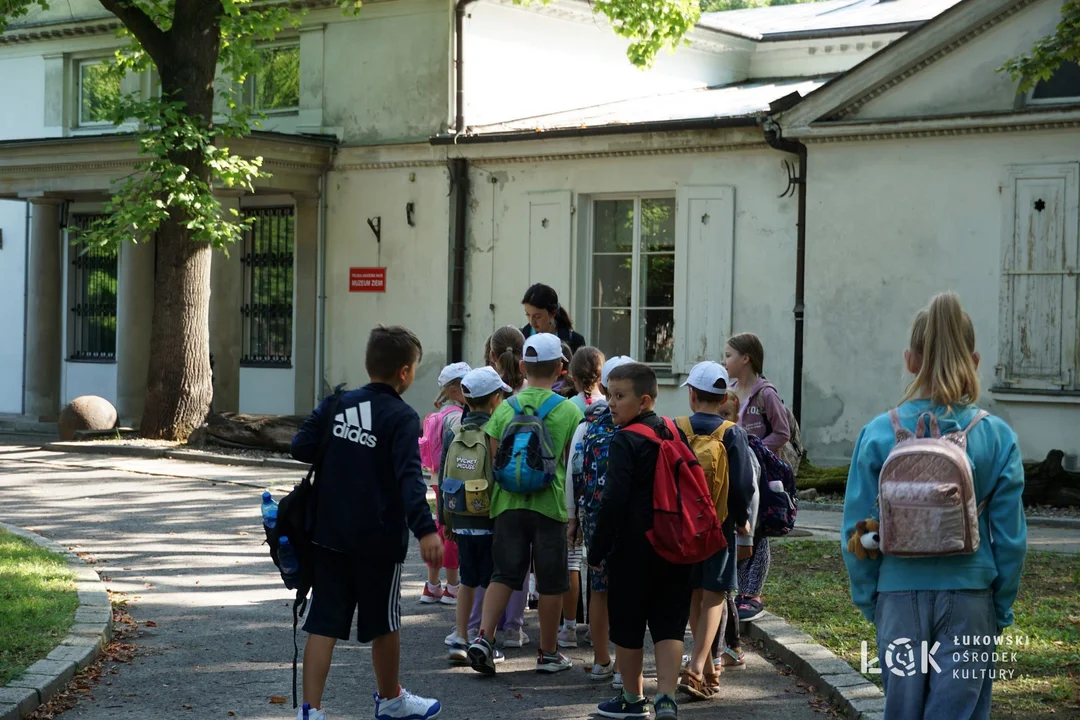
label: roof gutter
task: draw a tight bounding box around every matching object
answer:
[758,20,924,43]
[763,117,807,426]
[431,114,759,145]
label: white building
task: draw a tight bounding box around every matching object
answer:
[0,0,1077,468]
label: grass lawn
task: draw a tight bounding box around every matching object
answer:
[0,528,79,686]
[767,540,1080,719]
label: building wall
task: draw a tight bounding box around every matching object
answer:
[323,132,801,420]
[804,130,1080,467]
[0,201,27,413]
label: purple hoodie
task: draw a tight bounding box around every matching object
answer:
[738,377,791,455]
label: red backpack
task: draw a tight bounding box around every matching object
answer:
[621,418,725,565]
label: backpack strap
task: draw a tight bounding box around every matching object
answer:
[959,410,990,440]
[674,416,694,439]
[537,394,565,420]
[711,420,736,442]
[915,412,941,439]
[508,396,522,414]
[622,422,661,443]
[888,409,914,442]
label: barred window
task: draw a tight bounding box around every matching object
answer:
[68,214,118,361]
[241,207,294,366]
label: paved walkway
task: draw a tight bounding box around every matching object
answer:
[0,443,832,720]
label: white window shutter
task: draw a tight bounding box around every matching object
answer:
[674,186,735,374]
[998,164,1079,390]
[528,191,574,310]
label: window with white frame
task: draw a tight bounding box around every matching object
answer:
[77,59,121,127]
[1028,61,1080,105]
[250,44,300,113]
[997,163,1079,392]
[590,196,676,367]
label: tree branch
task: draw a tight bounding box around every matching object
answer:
[97,0,171,67]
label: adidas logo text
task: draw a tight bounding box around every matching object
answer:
[333,402,378,448]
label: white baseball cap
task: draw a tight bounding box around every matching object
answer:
[522,333,563,362]
[461,366,512,398]
[438,362,472,387]
[601,355,635,387]
[681,361,730,394]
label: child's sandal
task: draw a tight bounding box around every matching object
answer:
[678,669,713,701]
[703,667,721,692]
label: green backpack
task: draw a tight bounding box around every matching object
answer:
[440,421,493,526]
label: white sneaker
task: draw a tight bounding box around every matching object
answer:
[536,649,573,673]
[557,628,578,648]
[468,627,479,644]
[500,628,531,648]
[444,629,466,647]
[374,688,441,720]
[440,585,458,606]
[612,672,623,690]
[296,705,326,720]
[588,660,614,681]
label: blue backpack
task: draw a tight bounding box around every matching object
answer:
[579,409,617,518]
[493,395,564,494]
[747,433,798,537]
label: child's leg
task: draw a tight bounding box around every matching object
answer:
[370,631,401,699]
[457,585,476,638]
[500,590,527,632]
[589,590,611,666]
[616,646,646,696]
[302,634,336,709]
[655,639,685,697]
[533,515,571,655]
[470,586,485,633]
[443,528,460,587]
[688,588,703,647]
[480,583,514,638]
[742,536,771,601]
[561,571,580,628]
[689,590,724,676]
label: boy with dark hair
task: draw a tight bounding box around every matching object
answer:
[675,361,753,699]
[291,324,443,720]
[588,362,692,720]
[467,333,584,676]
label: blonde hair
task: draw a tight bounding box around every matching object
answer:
[433,378,463,409]
[902,291,979,407]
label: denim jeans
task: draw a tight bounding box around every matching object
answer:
[875,589,997,720]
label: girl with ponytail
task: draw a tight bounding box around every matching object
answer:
[842,292,1026,720]
[521,283,586,354]
[489,325,526,394]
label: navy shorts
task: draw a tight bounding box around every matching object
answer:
[457,534,494,589]
[692,521,737,593]
[303,546,402,643]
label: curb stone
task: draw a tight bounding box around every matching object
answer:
[742,611,883,719]
[0,522,112,720]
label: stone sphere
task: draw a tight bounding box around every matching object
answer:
[58,396,118,441]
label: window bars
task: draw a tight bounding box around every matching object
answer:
[240,207,295,367]
[69,214,118,361]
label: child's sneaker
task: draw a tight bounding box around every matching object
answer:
[373,689,441,720]
[444,628,464,647]
[588,660,614,681]
[493,646,506,664]
[467,634,497,676]
[296,704,326,720]
[597,694,649,719]
[654,694,678,719]
[611,672,623,690]
[536,649,573,673]
[500,628,530,648]
[447,639,468,664]
[737,597,764,622]
[557,626,578,649]
[440,584,458,606]
[420,583,443,604]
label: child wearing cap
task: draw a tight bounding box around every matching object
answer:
[440,367,512,666]
[419,362,471,606]
[467,333,584,676]
[675,361,754,700]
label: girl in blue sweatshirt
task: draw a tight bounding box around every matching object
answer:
[842,291,1026,720]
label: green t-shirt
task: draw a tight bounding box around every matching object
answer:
[484,387,584,523]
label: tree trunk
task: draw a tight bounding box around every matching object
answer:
[138,6,222,440]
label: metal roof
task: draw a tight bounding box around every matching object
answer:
[699,0,966,40]
[465,77,832,135]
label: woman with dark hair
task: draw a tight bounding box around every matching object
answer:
[521,283,586,354]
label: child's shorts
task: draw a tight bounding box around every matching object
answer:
[568,542,583,573]
[691,522,737,593]
[580,511,608,592]
[304,546,402,643]
[456,534,494,589]
[607,544,693,650]
[491,509,569,596]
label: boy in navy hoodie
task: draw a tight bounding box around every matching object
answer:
[291,325,443,720]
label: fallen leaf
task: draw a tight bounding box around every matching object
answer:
[183,705,192,710]
[513,693,523,700]
[270,696,288,704]
[145,621,158,627]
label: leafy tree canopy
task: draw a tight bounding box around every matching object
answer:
[1001,0,1080,92]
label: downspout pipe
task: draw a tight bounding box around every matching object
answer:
[763,120,807,425]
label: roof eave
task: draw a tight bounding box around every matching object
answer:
[430,115,762,146]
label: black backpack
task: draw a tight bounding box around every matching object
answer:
[265,386,342,708]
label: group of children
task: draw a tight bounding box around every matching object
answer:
[420,324,795,720]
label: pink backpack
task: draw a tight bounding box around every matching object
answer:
[419,405,462,475]
[878,409,990,557]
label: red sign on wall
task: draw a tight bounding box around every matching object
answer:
[350,267,387,293]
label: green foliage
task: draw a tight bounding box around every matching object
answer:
[77,60,122,125]
[254,45,300,111]
[1002,0,1080,92]
[0,529,78,686]
[700,0,827,12]
[589,0,701,68]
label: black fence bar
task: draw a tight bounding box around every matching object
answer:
[69,214,117,362]
[240,206,294,366]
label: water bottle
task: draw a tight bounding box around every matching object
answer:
[278,536,301,589]
[572,441,584,475]
[261,491,278,529]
